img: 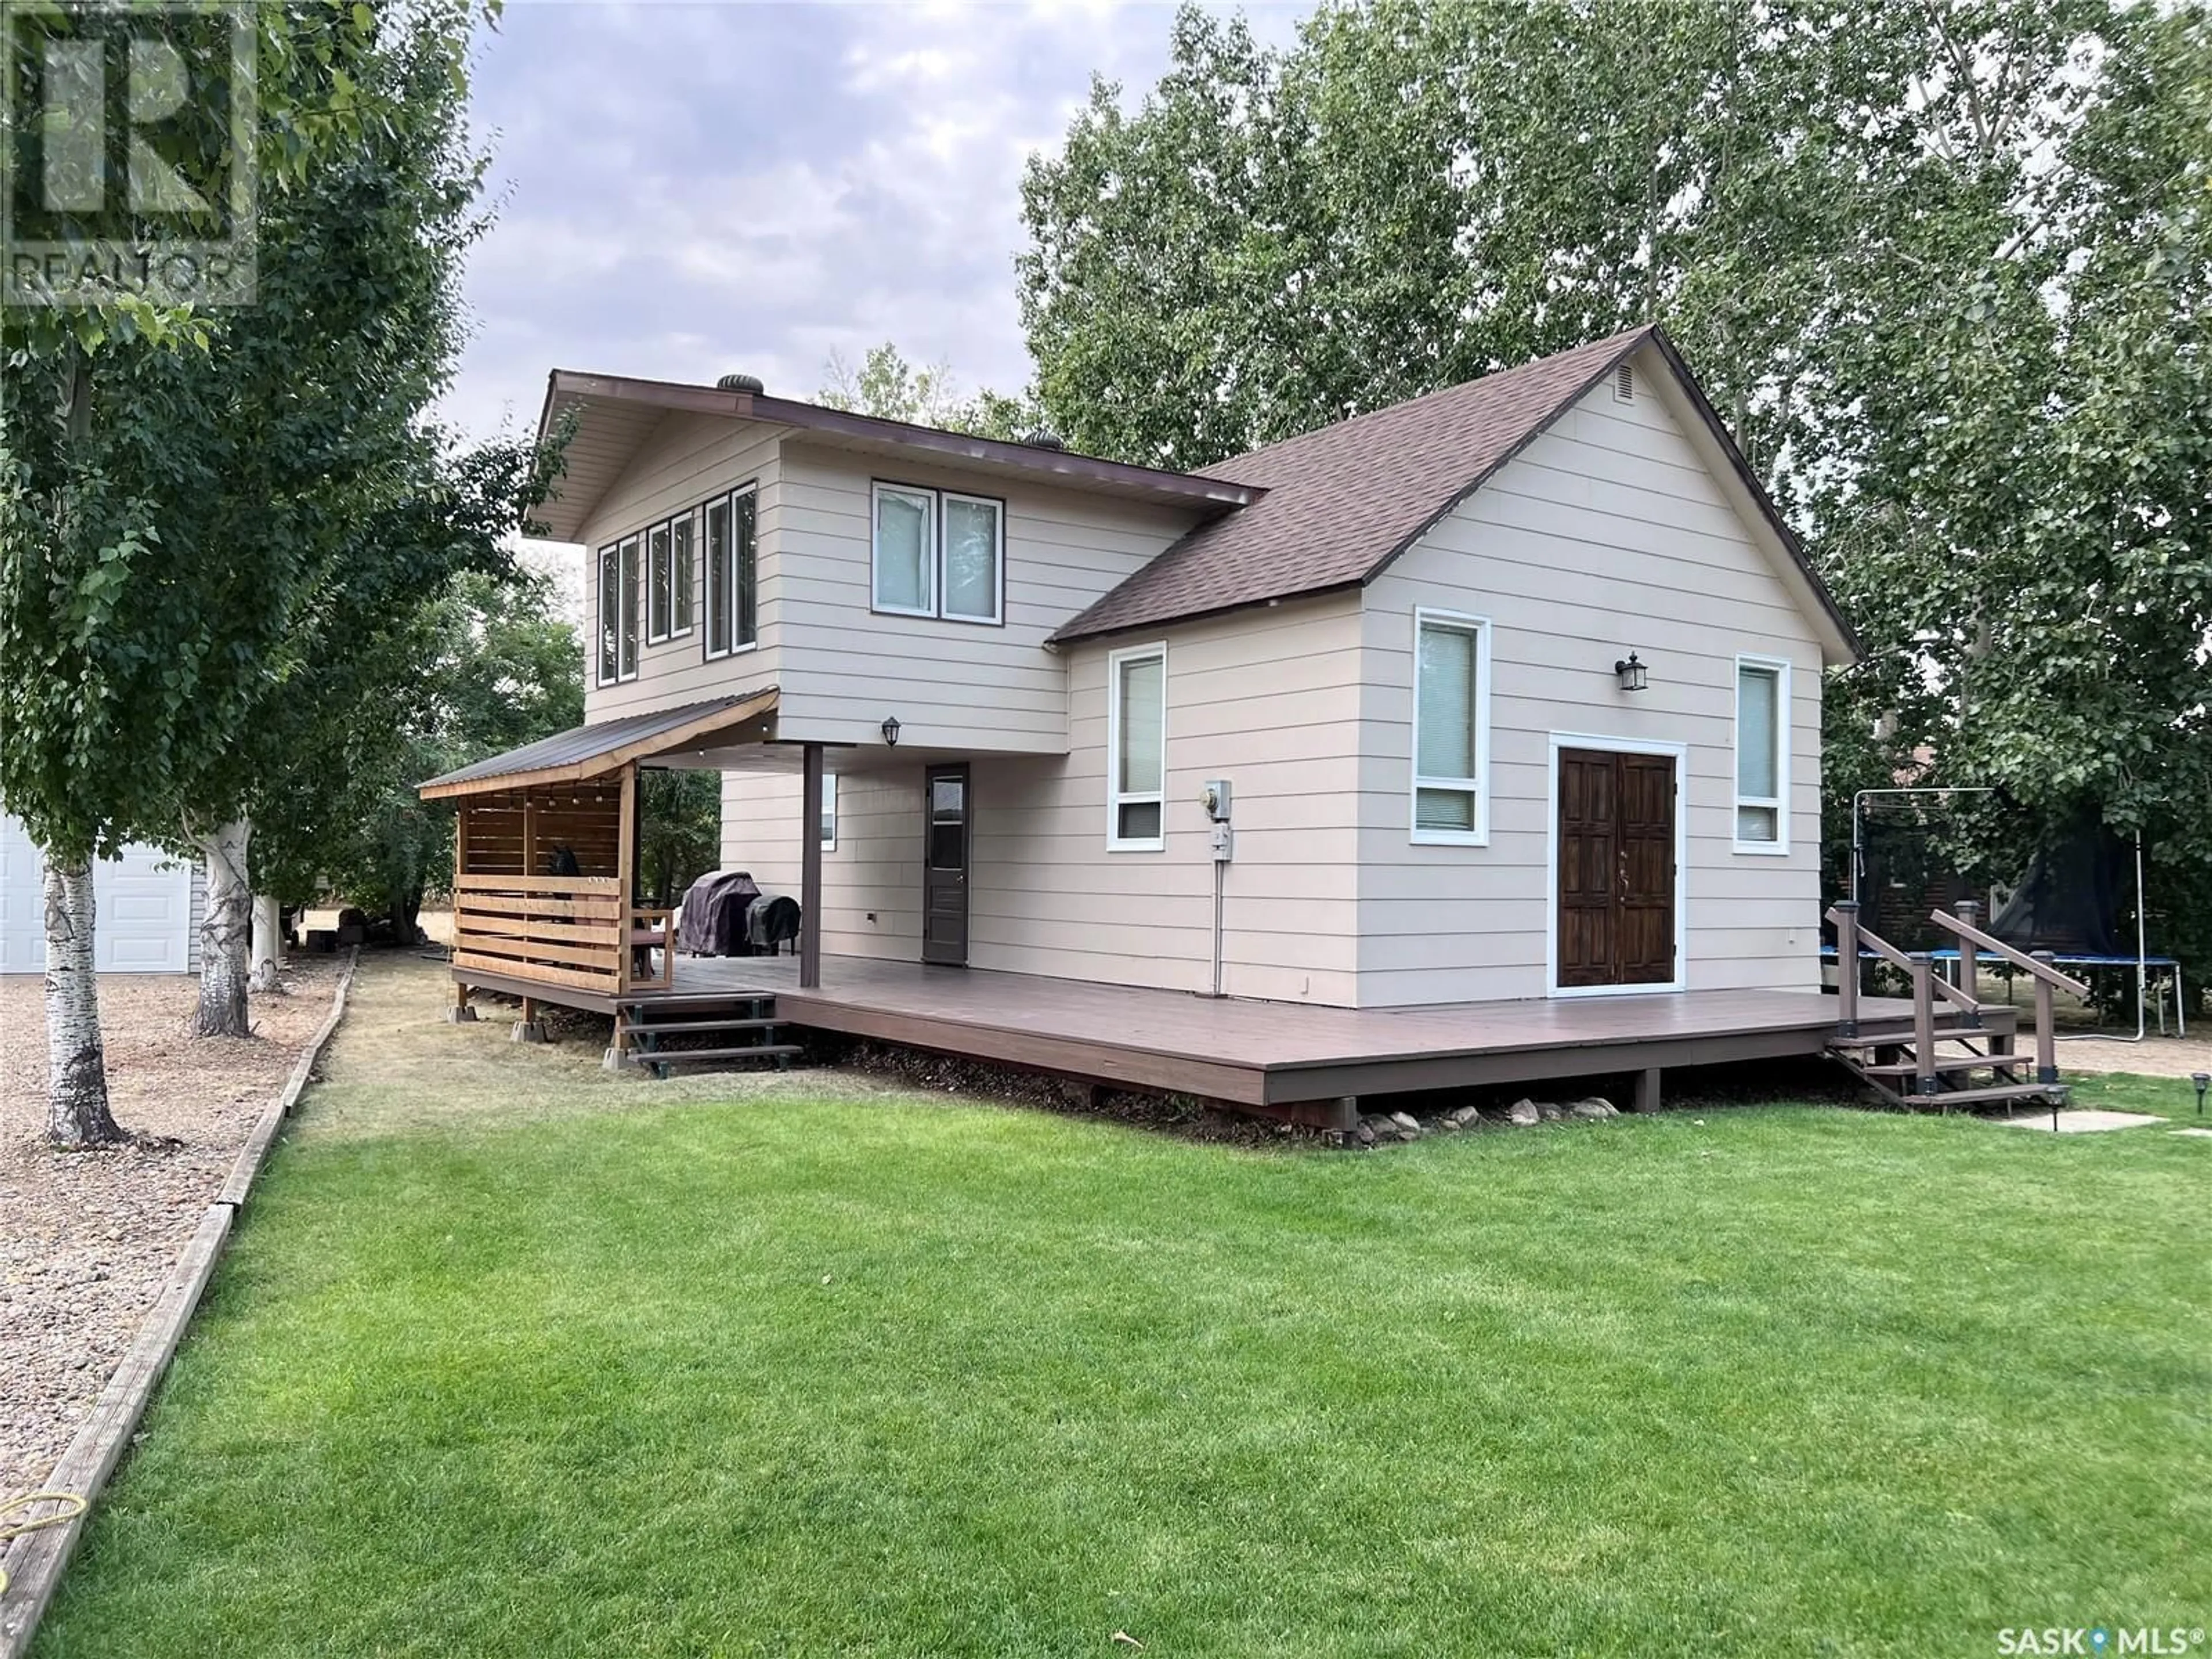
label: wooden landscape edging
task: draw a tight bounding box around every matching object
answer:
[0,949,359,1659]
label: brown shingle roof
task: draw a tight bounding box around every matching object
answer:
[1052,328,1657,644]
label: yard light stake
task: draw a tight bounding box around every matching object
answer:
[2193,1071,2209,1118]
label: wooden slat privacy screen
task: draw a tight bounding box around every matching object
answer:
[451,772,636,995]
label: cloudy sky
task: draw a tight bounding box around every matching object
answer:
[442,1,1313,444]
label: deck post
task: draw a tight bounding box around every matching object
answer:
[799,742,824,990]
[447,980,476,1023]
[512,994,546,1043]
[616,763,638,995]
[1909,952,1937,1097]
[1832,900,1860,1037]
[1632,1066,1662,1113]
[1955,899,1982,1022]
[2032,951,2059,1083]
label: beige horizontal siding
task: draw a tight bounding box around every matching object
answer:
[581,415,786,723]
[771,443,1199,753]
[1354,345,1825,1005]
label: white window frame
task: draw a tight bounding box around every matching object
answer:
[703,483,760,661]
[869,480,1005,626]
[668,507,695,639]
[597,535,641,686]
[1732,654,1791,855]
[1409,607,1493,846]
[646,517,673,645]
[1105,641,1168,853]
[820,772,838,852]
[938,489,1005,625]
[870,482,938,618]
[596,540,620,687]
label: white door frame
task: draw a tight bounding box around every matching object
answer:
[1544,731,1690,998]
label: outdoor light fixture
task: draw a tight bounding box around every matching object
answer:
[2194,1071,2209,1118]
[880,716,901,747]
[1613,652,1649,692]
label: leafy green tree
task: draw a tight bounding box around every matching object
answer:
[638,770,724,913]
[252,564,584,940]
[0,1,509,1142]
[819,342,1040,440]
[1020,0,2212,1007]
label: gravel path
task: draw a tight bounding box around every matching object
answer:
[0,959,340,1498]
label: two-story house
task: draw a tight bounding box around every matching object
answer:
[424,327,1913,1119]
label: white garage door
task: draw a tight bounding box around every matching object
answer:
[0,814,40,974]
[0,815,193,974]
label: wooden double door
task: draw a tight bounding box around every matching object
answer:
[1556,748,1677,989]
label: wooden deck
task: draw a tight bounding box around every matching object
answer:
[454,952,1998,1119]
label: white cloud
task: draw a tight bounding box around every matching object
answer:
[442,2,1317,443]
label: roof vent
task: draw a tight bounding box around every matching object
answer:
[718,372,765,395]
[1612,362,1634,403]
[1024,428,1066,451]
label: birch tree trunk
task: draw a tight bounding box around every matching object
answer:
[195,819,252,1037]
[44,859,124,1147]
[249,895,287,994]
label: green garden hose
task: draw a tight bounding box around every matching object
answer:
[0,1491,88,1600]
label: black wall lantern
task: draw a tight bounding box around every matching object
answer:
[1613,652,1649,692]
[881,715,901,747]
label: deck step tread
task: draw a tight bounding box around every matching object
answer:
[1913,1082,2067,1105]
[1830,1030,1994,1051]
[1855,1054,2028,1077]
[623,1017,783,1036]
[642,1043,805,1065]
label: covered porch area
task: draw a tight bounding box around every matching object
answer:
[417,690,837,1029]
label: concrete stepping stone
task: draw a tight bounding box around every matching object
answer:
[1996,1109,2165,1134]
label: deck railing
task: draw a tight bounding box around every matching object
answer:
[1930,905,2090,1084]
[453,874,628,995]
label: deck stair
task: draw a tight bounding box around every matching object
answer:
[1825,900,2087,1112]
[616,994,804,1081]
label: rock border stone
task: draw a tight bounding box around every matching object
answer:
[0,950,358,1658]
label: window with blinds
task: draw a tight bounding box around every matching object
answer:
[1734,658,1789,850]
[1108,643,1166,849]
[1411,611,1490,843]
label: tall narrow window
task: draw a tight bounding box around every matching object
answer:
[820,772,838,851]
[732,486,757,647]
[1411,610,1490,842]
[941,493,1003,623]
[596,541,620,685]
[669,510,694,637]
[1107,643,1166,850]
[704,497,730,657]
[646,519,673,643]
[873,483,935,615]
[702,486,757,658]
[617,535,640,680]
[1734,658,1788,850]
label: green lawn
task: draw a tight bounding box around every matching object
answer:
[33,962,2212,1658]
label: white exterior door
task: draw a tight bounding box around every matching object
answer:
[0,815,193,974]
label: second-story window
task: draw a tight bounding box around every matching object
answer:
[703,483,758,659]
[647,519,672,642]
[872,482,1003,624]
[656,510,694,640]
[597,533,640,685]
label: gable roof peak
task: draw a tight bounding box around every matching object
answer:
[1052,326,1663,645]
